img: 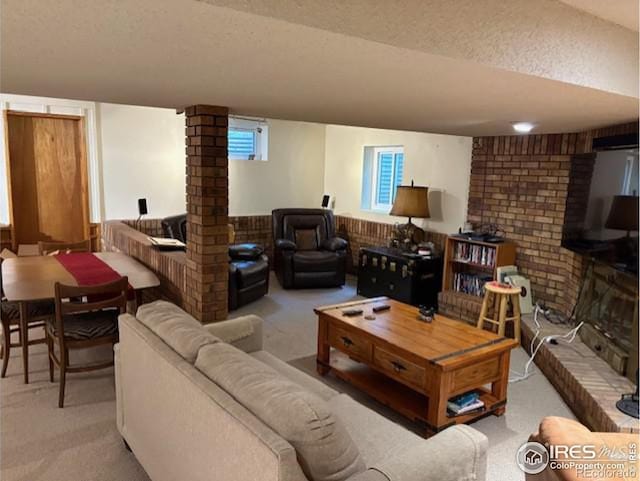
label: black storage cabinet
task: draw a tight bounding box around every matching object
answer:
[357,246,442,309]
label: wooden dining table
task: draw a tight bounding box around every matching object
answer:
[1,252,160,383]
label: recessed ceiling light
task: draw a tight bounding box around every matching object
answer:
[512,122,535,133]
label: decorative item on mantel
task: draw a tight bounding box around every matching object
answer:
[389,180,430,252]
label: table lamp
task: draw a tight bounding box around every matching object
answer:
[390,180,430,248]
[605,195,639,236]
[605,194,638,271]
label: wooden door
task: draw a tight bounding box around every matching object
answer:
[5,112,90,249]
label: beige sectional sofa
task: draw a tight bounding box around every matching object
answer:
[115,300,488,481]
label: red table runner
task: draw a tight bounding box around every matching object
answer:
[54,252,134,297]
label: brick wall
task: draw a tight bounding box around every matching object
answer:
[102,221,187,306]
[437,292,484,325]
[184,105,230,323]
[122,218,164,237]
[119,214,448,276]
[466,134,578,312]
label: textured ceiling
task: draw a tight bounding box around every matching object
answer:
[558,0,638,31]
[200,0,639,97]
[1,0,638,136]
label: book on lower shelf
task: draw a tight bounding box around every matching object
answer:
[447,391,485,416]
[452,272,492,297]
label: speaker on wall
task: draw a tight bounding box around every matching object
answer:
[138,198,148,216]
[321,194,333,209]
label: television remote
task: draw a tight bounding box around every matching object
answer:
[342,309,363,317]
[372,304,390,313]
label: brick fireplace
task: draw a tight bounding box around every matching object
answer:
[439,122,639,324]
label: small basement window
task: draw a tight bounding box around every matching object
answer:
[361,146,404,212]
[228,117,269,160]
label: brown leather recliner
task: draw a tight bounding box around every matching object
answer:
[272,208,347,289]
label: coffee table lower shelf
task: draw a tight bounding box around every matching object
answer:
[322,350,503,434]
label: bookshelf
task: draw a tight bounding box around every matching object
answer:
[442,236,516,298]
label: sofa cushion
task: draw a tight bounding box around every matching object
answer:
[233,258,269,288]
[195,343,365,481]
[205,315,256,344]
[327,394,424,466]
[137,300,220,363]
[294,228,319,250]
[250,350,337,401]
[293,251,339,273]
[137,300,200,328]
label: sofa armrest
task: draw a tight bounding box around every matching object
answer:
[346,425,487,481]
[275,238,297,251]
[322,237,348,251]
[204,315,264,353]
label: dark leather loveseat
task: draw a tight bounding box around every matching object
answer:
[161,214,269,310]
[272,208,348,289]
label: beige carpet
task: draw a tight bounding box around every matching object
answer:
[1,274,575,481]
[1,343,150,481]
[289,348,576,481]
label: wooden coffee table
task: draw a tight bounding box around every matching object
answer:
[315,297,518,436]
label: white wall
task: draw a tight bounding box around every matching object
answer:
[100,108,326,218]
[229,119,326,215]
[324,125,472,234]
[0,97,328,222]
[1,95,471,229]
[99,103,186,219]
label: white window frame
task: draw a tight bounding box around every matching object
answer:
[370,146,404,212]
[228,117,269,161]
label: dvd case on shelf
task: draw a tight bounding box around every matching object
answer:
[453,242,496,267]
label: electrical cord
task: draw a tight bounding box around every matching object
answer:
[508,260,612,383]
[509,304,585,383]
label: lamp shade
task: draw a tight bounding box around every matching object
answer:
[605,195,639,231]
[390,185,430,219]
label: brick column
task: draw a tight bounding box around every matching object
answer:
[184,105,229,323]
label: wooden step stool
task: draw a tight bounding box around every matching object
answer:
[477,281,522,342]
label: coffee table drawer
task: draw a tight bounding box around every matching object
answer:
[329,325,372,362]
[373,347,425,389]
[452,357,500,392]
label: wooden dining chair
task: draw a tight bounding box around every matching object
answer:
[1,259,55,378]
[38,239,92,256]
[47,277,128,408]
